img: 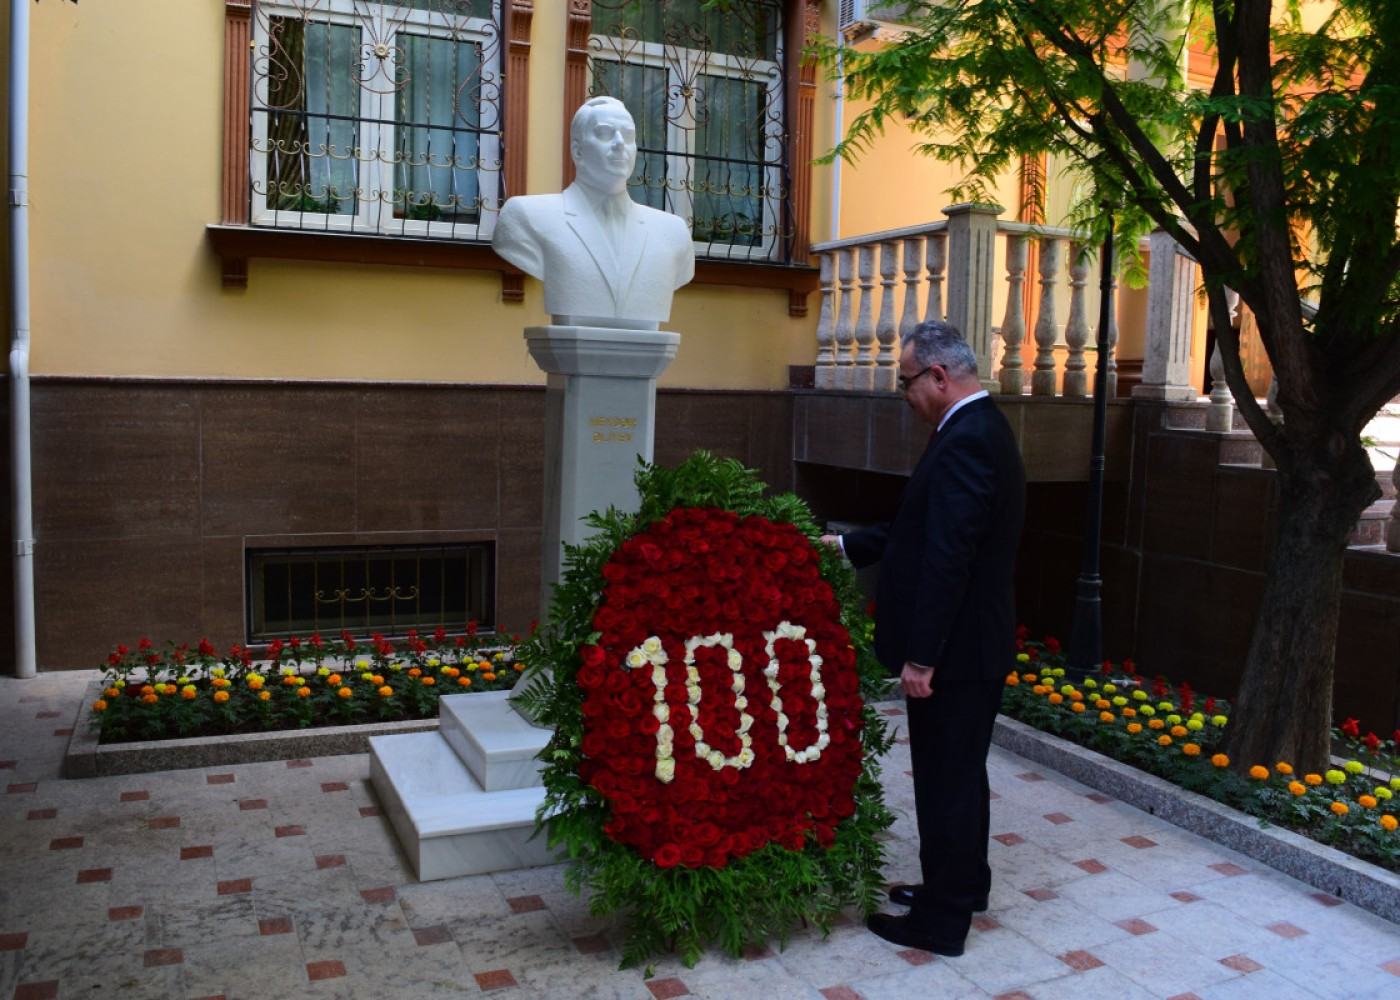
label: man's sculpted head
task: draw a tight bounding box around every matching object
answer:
[571,96,638,196]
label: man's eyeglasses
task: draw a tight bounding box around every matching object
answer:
[898,365,934,394]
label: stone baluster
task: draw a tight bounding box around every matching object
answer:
[1387,463,1399,553]
[1206,288,1237,431]
[1031,237,1063,396]
[900,237,925,343]
[852,245,877,391]
[943,204,1003,389]
[924,232,946,324]
[1062,243,1091,397]
[998,234,1028,395]
[1104,270,1120,398]
[874,242,899,392]
[814,252,837,389]
[1133,228,1198,400]
[833,248,856,390]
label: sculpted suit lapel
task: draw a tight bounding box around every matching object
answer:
[562,184,650,314]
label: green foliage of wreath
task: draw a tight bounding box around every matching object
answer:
[513,452,895,970]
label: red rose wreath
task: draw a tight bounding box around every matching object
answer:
[516,454,893,968]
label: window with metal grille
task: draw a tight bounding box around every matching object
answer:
[587,0,791,263]
[249,0,504,241]
[247,542,494,641]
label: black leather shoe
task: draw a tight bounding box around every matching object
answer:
[888,884,988,912]
[866,912,965,957]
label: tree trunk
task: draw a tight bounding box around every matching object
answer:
[1223,448,1379,774]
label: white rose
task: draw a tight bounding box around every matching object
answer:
[706,751,725,770]
[642,636,663,656]
[811,683,826,700]
[626,649,648,669]
[653,703,669,722]
[655,758,675,783]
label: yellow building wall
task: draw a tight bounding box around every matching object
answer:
[22,0,821,391]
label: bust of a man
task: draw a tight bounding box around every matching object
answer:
[492,96,696,331]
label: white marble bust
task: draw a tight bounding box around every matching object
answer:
[492,96,696,331]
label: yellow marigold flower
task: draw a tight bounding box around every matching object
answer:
[317,667,330,677]
[1071,702,1086,713]
[1102,684,1117,695]
[327,674,342,686]
[213,690,230,704]
[1083,679,1098,689]
[458,677,472,687]
[280,667,296,677]
[1391,777,1400,791]
[181,686,197,701]
[1170,726,1188,738]
[1275,762,1293,775]
[427,658,440,668]
[361,672,375,682]
[1139,705,1156,717]
[1325,769,1347,785]
[1212,754,1230,768]
[210,668,224,678]
[356,659,371,669]
[337,687,352,699]
[1288,781,1306,796]
[1330,801,1349,816]
[1344,761,1364,775]
[493,652,505,661]
[389,663,403,672]
[1186,719,1203,731]
[378,685,393,698]
[1127,723,1143,735]
[1157,735,1173,746]
[1211,715,1228,726]
[421,677,435,687]
[1159,703,1175,713]
[1060,684,1076,697]
[1148,718,1166,730]
[1132,690,1147,701]
[1359,795,1378,809]
[258,691,271,702]
[1112,696,1128,707]
[1380,814,1398,832]
[1052,668,1065,677]
[1376,787,1393,801]
[296,687,311,698]
[92,699,108,712]
[1304,773,1323,786]
[1099,711,1115,723]
[1016,652,1030,663]
[1182,743,1201,756]
[1249,765,1270,780]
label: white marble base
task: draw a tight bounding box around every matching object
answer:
[439,690,551,791]
[369,731,557,881]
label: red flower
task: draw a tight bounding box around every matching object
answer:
[654,843,682,868]
[1342,717,1361,738]
[1364,732,1381,751]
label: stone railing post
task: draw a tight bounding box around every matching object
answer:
[999,234,1029,395]
[874,242,899,392]
[900,237,925,343]
[1062,243,1091,397]
[814,252,836,389]
[1104,270,1120,398]
[834,248,856,390]
[853,245,877,391]
[942,203,1003,390]
[924,232,947,323]
[1206,287,1238,431]
[1031,237,1063,396]
[1134,228,1198,400]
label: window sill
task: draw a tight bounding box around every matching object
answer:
[206,225,819,315]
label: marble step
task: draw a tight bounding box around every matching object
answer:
[439,690,551,791]
[369,730,557,881]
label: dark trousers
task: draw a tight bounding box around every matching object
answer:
[903,677,1005,941]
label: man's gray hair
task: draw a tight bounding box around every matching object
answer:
[903,320,978,378]
[571,96,632,146]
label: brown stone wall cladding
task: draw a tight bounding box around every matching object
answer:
[23,379,791,670]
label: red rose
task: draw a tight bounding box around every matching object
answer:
[654,843,682,868]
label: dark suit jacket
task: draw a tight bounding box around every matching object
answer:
[842,395,1026,682]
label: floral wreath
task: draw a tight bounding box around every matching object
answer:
[516,453,894,969]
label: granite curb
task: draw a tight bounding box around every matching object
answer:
[993,713,1400,927]
[62,678,439,778]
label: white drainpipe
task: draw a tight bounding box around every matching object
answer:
[8,0,38,678]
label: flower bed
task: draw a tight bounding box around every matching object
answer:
[1003,633,1400,871]
[89,627,527,744]
[513,452,894,970]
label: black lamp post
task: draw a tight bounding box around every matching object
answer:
[1067,206,1116,678]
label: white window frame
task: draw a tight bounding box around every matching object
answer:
[250,0,502,241]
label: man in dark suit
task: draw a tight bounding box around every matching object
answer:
[824,320,1025,956]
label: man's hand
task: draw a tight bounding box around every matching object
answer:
[901,661,934,699]
[819,534,841,547]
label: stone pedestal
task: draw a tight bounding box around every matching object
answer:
[1133,229,1199,402]
[526,325,680,605]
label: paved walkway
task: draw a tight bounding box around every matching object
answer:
[1,671,1398,1000]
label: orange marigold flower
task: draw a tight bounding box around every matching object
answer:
[213,690,230,704]
[1380,814,1398,832]
[371,675,385,687]
[1169,725,1188,738]
[141,693,159,704]
[446,667,460,678]
[458,676,472,687]
[1359,795,1378,809]
[1330,801,1349,816]
[140,685,155,696]
[1071,702,1086,713]
[248,678,264,691]
[1304,773,1323,786]
[1095,699,1111,711]
[378,685,393,698]
[327,673,342,686]
[296,686,311,698]
[1127,723,1143,735]
[181,687,198,701]
[1048,693,1064,705]
[1182,743,1201,756]
[408,668,422,678]
[92,699,108,712]
[1099,711,1115,723]
[1148,719,1166,730]
[1022,673,1037,683]
[513,663,525,672]
[258,690,271,702]
[421,676,435,686]
[1157,735,1173,746]
[104,687,121,699]
[1249,765,1270,780]
[1212,754,1230,768]
[1122,707,1137,718]
[337,687,352,699]
[211,677,230,688]
[1275,762,1294,775]
[1288,781,1306,796]
[1005,673,1020,686]
[1069,691,1084,702]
